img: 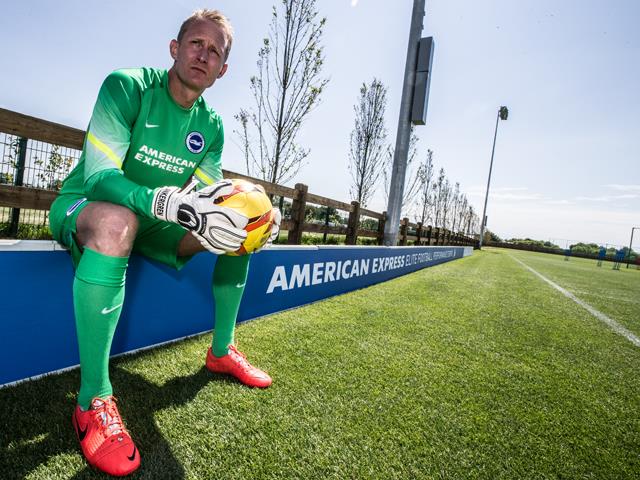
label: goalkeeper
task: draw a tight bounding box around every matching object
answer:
[48,9,279,477]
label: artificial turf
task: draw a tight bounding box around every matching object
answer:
[1,247,638,479]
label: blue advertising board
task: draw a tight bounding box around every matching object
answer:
[0,241,472,386]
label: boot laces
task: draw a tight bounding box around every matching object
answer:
[91,396,125,439]
[228,345,252,372]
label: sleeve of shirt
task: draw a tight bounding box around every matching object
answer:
[83,70,141,182]
[193,117,224,189]
[84,169,155,219]
[81,70,156,218]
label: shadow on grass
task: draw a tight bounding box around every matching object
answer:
[0,359,223,479]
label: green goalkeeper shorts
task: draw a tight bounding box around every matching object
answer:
[49,193,194,270]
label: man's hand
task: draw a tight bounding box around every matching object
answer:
[268,208,282,245]
[254,207,282,253]
[152,179,248,255]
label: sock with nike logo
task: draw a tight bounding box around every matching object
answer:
[211,254,251,357]
[73,247,128,410]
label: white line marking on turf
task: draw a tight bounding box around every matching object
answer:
[510,255,640,347]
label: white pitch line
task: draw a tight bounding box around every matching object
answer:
[509,255,640,348]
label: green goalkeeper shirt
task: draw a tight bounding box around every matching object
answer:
[60,67,224,216]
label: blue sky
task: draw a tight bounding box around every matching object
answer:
[1,0,638,247]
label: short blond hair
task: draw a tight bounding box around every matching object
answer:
[177,9,234,60]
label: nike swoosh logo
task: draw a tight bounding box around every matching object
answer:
[101,304,123,315]
[235,283,246,288]
[145,122,160,128]
[75,411,88,442]
[128,446,137,461]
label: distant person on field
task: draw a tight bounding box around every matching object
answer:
[48,9,279,476]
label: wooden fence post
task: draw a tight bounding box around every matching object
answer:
[377,211,387,245]
[416,222,423,245]
[287,183,308,245]
[322,205,331,243]
[345,201,361,245]
[8,137,28,238]
[400,217,409,246]
[426,225,432,245]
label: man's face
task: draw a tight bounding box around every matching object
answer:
[170,19,229,94]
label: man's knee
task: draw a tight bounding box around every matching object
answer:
[177,232,206,257]
[77,203,139,256]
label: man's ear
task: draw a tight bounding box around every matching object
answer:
[217,63,228,79]
[170,39,178,61]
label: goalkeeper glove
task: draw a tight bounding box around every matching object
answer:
[254,207,282,253]
[151,179,248,255]
[267,208,282,246]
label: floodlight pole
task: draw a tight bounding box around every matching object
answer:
[383,0,426,246]
[626,227,639,269]
[478,106,508,249]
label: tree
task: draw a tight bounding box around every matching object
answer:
[235,0,329,185]
[484,229,502,243]
[415,149,434,225]
[0,138,21,185]
[382,127,420,216]
[439,177,452,229]
[455,194,468,234]
[449,182,461,232]
[35,145,73,191]
[432,167,446,227]
[347,79,388,207]
[508,238,561,249]
[467,207,480,236]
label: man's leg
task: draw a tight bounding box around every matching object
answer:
[177,234,272,387]
[73,248,128,407]
[67,202,141,476]
[73,202,138,409]
[210,254,251,356]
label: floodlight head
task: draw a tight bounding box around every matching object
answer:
[499,106,509,120]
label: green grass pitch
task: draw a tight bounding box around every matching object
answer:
[1,248,639,479]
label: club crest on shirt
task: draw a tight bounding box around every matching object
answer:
[185,131,205,154]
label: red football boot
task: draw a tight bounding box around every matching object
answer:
[72,396,140,476]
[206,345,272,388]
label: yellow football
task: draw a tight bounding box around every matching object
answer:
[214,179,276,255]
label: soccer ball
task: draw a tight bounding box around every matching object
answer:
[214,179,276,255]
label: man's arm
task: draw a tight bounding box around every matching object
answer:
[80,69,158,217]
[85,169,155,217]
[83,70,139,182]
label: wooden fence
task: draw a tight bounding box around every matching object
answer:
[0,107,478,247]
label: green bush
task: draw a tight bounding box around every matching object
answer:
[0,222,53,240]
[301,233,343,245]
[356,237,379,246]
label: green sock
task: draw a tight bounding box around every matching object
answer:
[211,254,251,357]
[73,247,128,410]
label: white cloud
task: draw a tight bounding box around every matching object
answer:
[492,192,545,201]
[542,199,574,206]
[351,0,359,6]
[604,184,640,192]
[467,185,639,205]
[488,202,639,247]
[574,194,639,202]
[467,186,546,202]
[431,184,638,245]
